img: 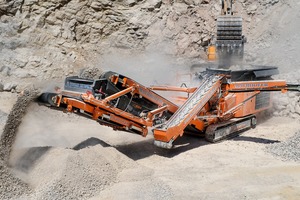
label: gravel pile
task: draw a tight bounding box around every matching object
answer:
[26,146,134,200]
[0,89,39,199]
[79,67,103,80]
[0,162,31,200]
[266,131,300,162]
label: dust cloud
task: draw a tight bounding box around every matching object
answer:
[0,89,39,199]
[98,50,194,87]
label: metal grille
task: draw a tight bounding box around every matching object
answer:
[255,92,270,110]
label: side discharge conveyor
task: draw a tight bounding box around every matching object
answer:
[153,75,224,149]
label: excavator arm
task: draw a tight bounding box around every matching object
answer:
[221,0,234,15]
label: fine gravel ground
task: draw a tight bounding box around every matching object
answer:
[266,131,300,162]
[6,102,300,200]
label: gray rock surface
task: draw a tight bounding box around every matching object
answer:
[3,83,17,92]
[0,0,281,87]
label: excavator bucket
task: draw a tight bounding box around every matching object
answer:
[216,16,245,68]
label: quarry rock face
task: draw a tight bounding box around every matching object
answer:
[0,0,280,90]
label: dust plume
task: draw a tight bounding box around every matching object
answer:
[0,89,39,199]
[96,50,194,87]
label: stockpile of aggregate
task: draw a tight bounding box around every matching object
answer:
[266,131,300,162]
[25,145,134,200]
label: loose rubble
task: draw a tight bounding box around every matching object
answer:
[79,67,103,80]
[266,131,300,162]
[25,146,135,200]
[0,164,31,200]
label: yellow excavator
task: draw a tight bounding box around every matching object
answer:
[208,0,246,68]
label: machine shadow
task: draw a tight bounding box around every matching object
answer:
[13,133,280,171]
[70,135,210,160]
[70,136,210,160]
[73,137,111,150]
[231,136,280,144]
[115,135,210,160]
[14,146,52,173]
[13,137,110,173]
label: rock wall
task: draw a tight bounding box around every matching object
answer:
[0,0,280,91]
[272,70,300,119]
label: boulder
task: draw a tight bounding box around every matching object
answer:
[3,83,17,92]
[247,4,258,14]
[126,0,137,7]
[143,0,162,11]
[90,2,103,11]
[0,66,11,77]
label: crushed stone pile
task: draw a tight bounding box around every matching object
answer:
[0,89,39,199]
[0,162,31,200]
[266,131,300,162]
[25,145,135,200]
[0,160,30,199]
[79,67,104,80]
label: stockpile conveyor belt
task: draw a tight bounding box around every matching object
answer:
[153,75,223,149]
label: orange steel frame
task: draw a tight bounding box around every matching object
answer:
[53,74,290,142]
[54,74,179,137]
[152,79,290,142]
